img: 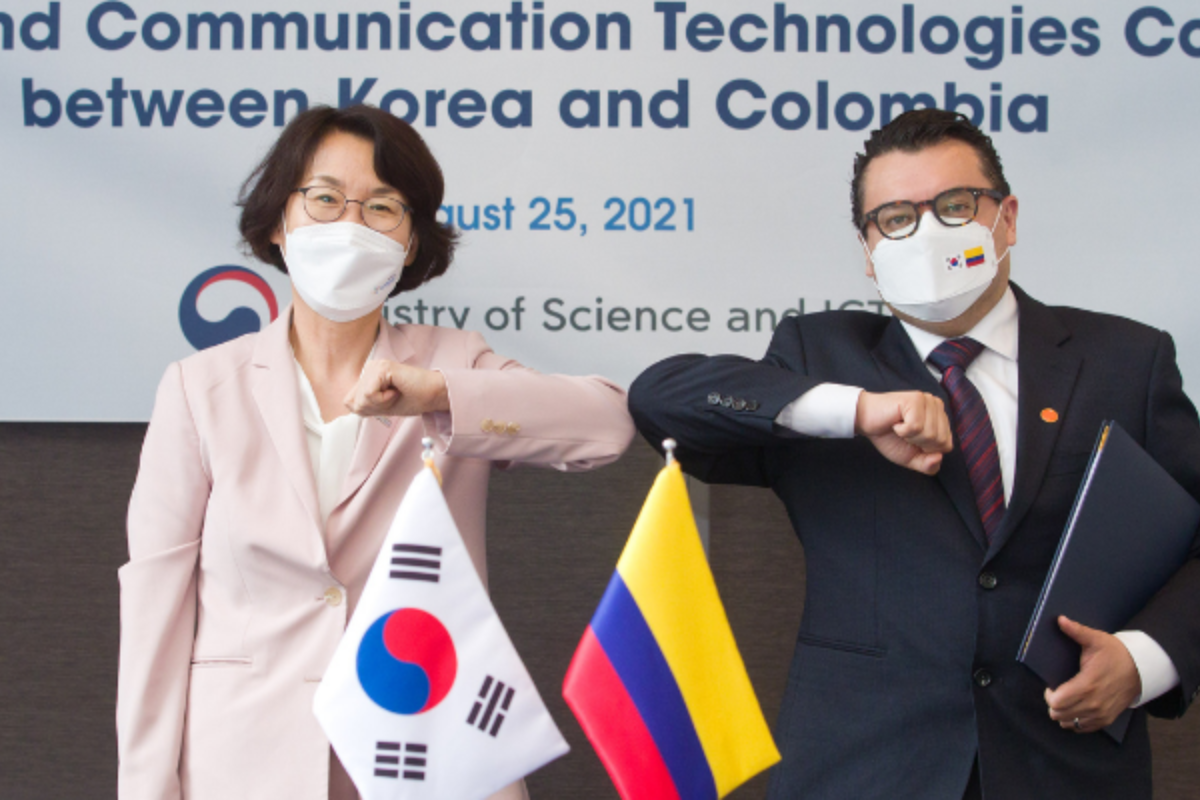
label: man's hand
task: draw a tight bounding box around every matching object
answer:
[855,390,953,475]
[344,359,450,418]
[1044,616,1141,733]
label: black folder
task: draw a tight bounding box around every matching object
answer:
[1018,420,1200,741]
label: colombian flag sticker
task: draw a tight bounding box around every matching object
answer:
[964,246,986,267]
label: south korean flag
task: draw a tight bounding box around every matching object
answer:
[314,455,568,800]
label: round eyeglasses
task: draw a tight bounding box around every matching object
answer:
[293,186,411,233]
[862,187,1005,240]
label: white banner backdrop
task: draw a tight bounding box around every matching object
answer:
[2,1,1199,420]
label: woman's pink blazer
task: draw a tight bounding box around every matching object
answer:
[117,310,634,799]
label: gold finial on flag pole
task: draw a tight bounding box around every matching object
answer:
[663,438,677,466]
[422,436,444,485]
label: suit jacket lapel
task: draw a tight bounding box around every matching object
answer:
[872,319,989,551]
[250,306,323,539]
[986,285,1081,559]
[330,323,413,511]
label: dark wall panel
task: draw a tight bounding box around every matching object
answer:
[0,424,142,800]
[1,426,1197,799]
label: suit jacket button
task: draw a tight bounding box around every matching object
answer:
[721,395,734,408]
[506,422,521,435]
[978,572,998,590]
[324,587,343,607]
[733,398,747,411]
[973,668,993,688]
[747,400,760,412]
[707,392,721,405]
[480,418,494,433]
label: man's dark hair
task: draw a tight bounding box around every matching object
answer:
[851,109,1011,231]
[238,104,457,295]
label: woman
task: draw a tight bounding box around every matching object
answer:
[116,105,634,799]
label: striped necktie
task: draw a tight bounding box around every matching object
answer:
[927,338,1005,541]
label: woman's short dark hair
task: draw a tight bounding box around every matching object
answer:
[850,109,1011,231]
[238,105,457,295]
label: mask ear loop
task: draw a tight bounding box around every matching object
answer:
[988,201,1012,265]
[857,229,890,302]
[856,230,875,265]
[408,227,439,288]
[388,229,428,304]
[278,212,292,259]
[383,229,416,291]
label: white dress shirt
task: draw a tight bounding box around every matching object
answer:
[775,286,1179,707]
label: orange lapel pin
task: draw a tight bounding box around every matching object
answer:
[1040,408,1059,423]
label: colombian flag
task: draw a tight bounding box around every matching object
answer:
[964,245,986,267]
[563,461,780,800]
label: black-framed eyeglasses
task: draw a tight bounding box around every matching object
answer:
[293,186,411,233]
[862,187,1005,240]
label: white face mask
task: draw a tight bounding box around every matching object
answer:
[282,221,409,323]
[862,211,1010,323]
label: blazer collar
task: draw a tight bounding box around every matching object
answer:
[985,282,1081,560]
[250,306,323,538]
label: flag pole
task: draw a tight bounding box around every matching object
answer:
[422,436,444,485]
[664,437,708,555]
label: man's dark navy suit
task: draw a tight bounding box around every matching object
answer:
[629,285,1200,799]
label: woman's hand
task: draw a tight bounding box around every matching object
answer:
[344,359,450,417]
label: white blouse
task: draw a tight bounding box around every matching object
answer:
[294,359,364,529]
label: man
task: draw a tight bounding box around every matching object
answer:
[628,109,1200,799]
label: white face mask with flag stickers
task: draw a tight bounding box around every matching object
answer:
[283,221,409,323]
[862,211,1010,323]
